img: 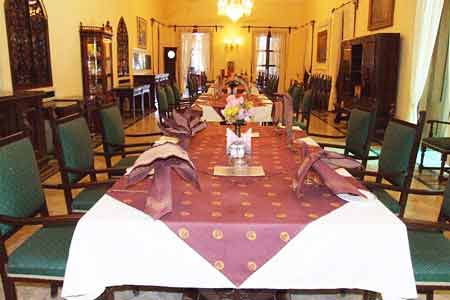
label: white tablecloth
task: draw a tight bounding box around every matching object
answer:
[62,177,417,300]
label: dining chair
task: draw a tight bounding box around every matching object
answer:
[164,84,176,112]
[157,86,170,123]
[418,118,450,182]
[49,111,119,213]
[401,180,450,300]
[97,103,161,178]
[363,111,427,217]
[319,107,378,173]
[0,131,81,300]
[290,84,304,121]
[171,81,191,109]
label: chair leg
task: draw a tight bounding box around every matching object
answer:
[1,278,17,300]
[426,292,434,300]
[439,154,447,182]
[419,145,427,172]
[50,283,59,298]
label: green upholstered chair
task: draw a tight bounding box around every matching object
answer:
[164,85,176,111]
[364,111,427,217]
[49,112,119,213]
[289,84,304,121]
[319,107,378,173]
[0,131,80,300]
[398,179,450,300]
[97,104,161,177]
[419,119,450,182]
[157,86,170,123]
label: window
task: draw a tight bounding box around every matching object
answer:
[255,32,281,76]
[5,0,52,90]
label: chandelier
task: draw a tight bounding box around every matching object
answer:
[218,0,253,22]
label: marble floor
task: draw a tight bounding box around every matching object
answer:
[2,112,449,300]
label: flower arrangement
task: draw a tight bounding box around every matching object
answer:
[222,95,254,124]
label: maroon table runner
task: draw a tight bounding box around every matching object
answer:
[109,124,350,286]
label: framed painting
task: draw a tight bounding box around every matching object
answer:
[316,30,328,63]
[137,16,147,49]
[368,0,395,31]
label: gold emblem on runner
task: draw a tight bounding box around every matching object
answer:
[247,261,258,272]
[246,231,257,241]
[211,211,223,218]
[214,260,225,271]
[212,229,224,240]
[276,213,287,219]
[241,201,252,207]
[280,232,290,242]
[180,211,191,217]
[244,212,255,219]
[178,228,190,239]
[211,200,222,206]
[271,202,282,207]
[308,213,319,219]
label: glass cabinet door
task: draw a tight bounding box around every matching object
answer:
[85,37,104,97]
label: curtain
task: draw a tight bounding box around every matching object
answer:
[180,32,211,94]
[253,31,286,92]
[419,0,450,136]
[181,32,194,94]
[328,9,344,111]
[409,0,444,123]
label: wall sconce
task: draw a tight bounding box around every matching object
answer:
[225,37,242,51]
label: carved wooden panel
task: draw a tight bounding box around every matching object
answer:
[4,0,53,90]
[117,17,129,77]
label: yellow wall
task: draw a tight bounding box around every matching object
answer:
[0,0,164,96]
[160,0,306,90]
[299,0,417,120]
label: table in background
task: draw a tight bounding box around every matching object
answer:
[112,84,151,118]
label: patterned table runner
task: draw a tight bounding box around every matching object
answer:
[109,124,358,286]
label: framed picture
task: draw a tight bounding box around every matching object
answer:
[137,16,147,49]
[368,0,395,31]
[316,30,328,63]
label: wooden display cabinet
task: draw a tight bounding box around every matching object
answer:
[80,21,114,98]
[335,33,400,138]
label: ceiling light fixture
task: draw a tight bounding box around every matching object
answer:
[217,0,253,23]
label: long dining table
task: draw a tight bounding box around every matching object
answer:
[62,123,417,300]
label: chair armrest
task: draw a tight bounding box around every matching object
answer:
[318,142,346,149]
[307,132,346,139]
[0,214,82,227]
[363,181,404,192]
[427,120,450,126]
[402,218,450,232]
[121,143,153,148]
[43,180,116,190]
[125,132,162,138]
[62,167,126,176]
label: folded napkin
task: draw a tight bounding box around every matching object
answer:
[226,128,252,154]
[159,109,207,149]
[294,142,364,198]
[125,143,200,219]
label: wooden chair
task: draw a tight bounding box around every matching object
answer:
[156,86,171,123]
[171,81,191,109]
[96,103,162,178]
[0,131,81,300]
[400,180,450,300]
[319,107,378,173]
[291,89,345,140]
[363,111,427,217]
[419,119,450,182]
[49,111,119,213]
